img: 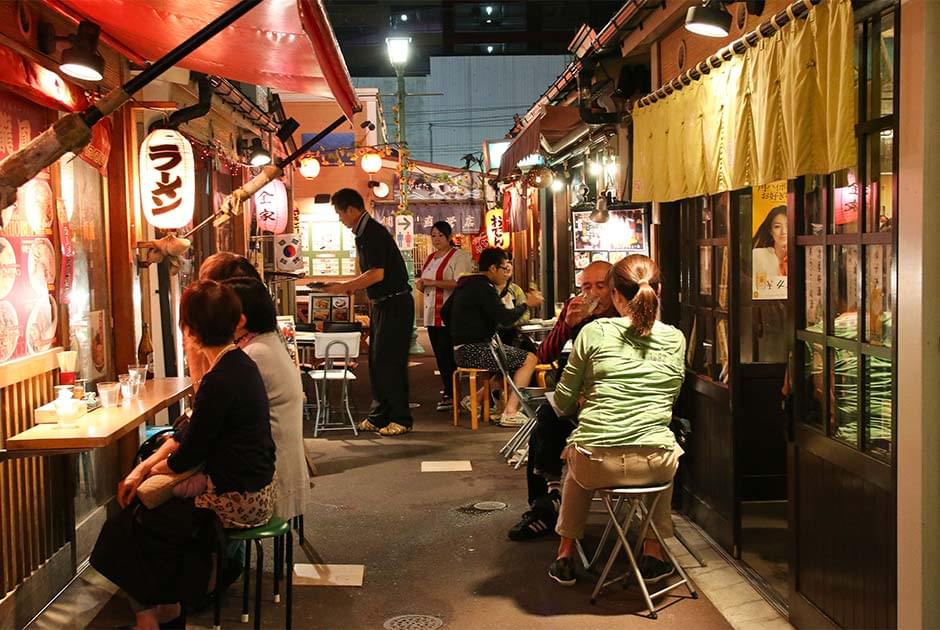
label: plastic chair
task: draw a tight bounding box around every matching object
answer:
[213,516,293,630]
[307,332,360,436]
[587,483,697,618]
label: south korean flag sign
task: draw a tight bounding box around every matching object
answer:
[275,234,305,272]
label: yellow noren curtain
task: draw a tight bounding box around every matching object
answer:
[632,0,855,203]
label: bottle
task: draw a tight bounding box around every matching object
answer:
[137,322,154,380]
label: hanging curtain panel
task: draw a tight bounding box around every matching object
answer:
[632,0,855,202]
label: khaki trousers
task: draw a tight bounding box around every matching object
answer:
[555,443,683,541]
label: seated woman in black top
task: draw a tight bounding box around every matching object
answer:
[91,280,276,630]
[442,247,543,426]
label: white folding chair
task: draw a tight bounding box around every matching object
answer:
[489,335,545,467]
[307,332,360,436]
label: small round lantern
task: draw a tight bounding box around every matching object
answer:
[298,155,320,179]
[360,151,383,174]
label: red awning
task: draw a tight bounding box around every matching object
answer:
[497,105,585,181]
[44,0,361,120]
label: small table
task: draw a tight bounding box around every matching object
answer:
[4,377,192,458]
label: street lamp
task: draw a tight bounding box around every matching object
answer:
[386,34,424,354]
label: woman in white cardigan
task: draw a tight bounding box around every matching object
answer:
[223,277,308,520]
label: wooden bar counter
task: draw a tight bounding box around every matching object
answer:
[4,377,192,456]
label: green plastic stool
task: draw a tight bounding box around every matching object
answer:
[214,516,293,630]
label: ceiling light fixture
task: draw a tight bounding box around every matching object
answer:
[400,13,408,21]
[485,5,494,15]
[486,45,494,54]
[685,0,733,38]
[485,18,493,24]
[38,19,105,81]
[238,137,271,167]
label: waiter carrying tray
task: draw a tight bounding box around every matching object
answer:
[325,189,414,436]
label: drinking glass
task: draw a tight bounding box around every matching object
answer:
[128,365,147,396]
[119,374,134,401]
[554,302,565,317]
[97,382,120,407]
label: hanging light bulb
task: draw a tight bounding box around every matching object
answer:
[589,161,602,177]
[605,160,618,178]
[360,151,383,174]
[298,155,321,179]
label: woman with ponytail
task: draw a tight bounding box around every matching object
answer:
[546,255,687,587]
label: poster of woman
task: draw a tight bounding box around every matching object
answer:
[752,181,789,300]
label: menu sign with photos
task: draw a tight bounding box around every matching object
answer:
[0,95,59,363]
[299,213,357,278]
[571,206,648,287]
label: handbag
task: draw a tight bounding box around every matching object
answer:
[137,465,203,509]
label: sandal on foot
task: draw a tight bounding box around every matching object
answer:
[378,422,412,436]
[357,419,381,432]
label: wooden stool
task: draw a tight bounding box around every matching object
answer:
[534,363,555,388]
[452,368,492,430]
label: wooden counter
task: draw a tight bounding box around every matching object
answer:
[4,377,192,455]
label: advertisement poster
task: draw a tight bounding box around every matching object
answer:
[276,315,299,367]
[88,309,106,379]
[0,96,59,363]
[751,180,788,300]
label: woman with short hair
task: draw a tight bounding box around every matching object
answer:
[223,276,308,522]
[90,280,276,629]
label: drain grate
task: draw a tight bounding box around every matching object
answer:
[383,614,444,630]
[457,501,509,515]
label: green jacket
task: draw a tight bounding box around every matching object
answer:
[554,318,686,449]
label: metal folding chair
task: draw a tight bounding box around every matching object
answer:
[307,332,360,436]
[588,483,698,618]
[488,334,545,467]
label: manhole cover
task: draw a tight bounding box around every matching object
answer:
[472,501,507,511]
[383,614,444,630]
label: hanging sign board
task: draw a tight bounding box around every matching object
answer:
[485,207,510,249]
[139,129,195,230]
[254,179,290,234]
[395,214,414,250]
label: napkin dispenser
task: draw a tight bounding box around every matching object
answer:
[34,399,87,424]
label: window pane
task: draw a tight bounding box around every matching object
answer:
[830,347,859,446]
[713,192,729,238]
[878,13,895,117]
[803,175,824,235]
[804,246,824,330]
[865,355,892,459]
[802,341,824,427]
[829,245,859,339]
[696,197,711,239]
[831,168,860,234]
[866,130,894,233]
[699,245,712,297]
[865,244,892,347]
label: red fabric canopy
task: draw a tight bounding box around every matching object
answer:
[497,105,584,181]
[44,0,361,120]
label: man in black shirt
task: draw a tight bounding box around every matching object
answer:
[325,189,414,436]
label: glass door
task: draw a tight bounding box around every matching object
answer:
[788,6,898,627]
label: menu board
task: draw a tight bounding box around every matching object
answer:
[299,212,357,278]
[571,207,648,287]
[0,97,58,362]
[299,293,354,331]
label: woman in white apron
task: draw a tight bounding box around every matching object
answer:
[415,221,472,411]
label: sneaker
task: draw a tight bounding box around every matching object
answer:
[436,397,453,412]
[356,419,381,432]
[548,557,577,586]
[378,422,412,436]
[637,554,676,583]
[508,510,557,541]
[497,411,527,427]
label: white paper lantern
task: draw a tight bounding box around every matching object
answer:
[298,155,320,179]
[254,179,289,234]
[139,129,195,230]
[360,151,383,174]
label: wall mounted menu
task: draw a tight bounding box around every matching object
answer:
[298,207,356,278]
[571,206,648,287]
[0,96,58,363]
